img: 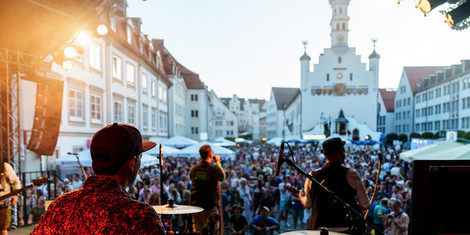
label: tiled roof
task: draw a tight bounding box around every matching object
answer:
[404,66,445,94]
[177,62,204,89]
[379,89,396,112]
[272,87,300,110]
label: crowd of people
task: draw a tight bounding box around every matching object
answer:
[20,139,412,234]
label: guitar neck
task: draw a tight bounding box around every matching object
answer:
[0,184,34,202]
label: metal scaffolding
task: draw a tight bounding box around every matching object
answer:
[0,48,37,174]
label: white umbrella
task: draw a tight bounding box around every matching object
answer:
[161,136,198,148]
[146,145,180,156]
[176,142,235,160]
[141,153,159,167]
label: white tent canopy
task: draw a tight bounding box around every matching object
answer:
[161,136,198,148]
[266,137,284,147]
[146,144,180,156]
[55,149,159,168]
[211,137,236,147]
[400,141,470,161]
[176,142,235,160]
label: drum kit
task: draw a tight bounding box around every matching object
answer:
[153,199,204,234]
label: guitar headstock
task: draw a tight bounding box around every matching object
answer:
[285,185,300,194]
[32,177,50,186]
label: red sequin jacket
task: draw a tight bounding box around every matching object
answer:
[31,175,165,234]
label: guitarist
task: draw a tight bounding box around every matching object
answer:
[298,138,370,234]
[0,161,21,235]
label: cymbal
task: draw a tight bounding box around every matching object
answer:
[280,230,345,235]
[152,204,204,215]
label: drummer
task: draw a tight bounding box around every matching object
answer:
[190,145,225,234]
[31,123,165,234]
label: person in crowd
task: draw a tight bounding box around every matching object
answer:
[278,174,292,227]
[250,206,280,235]
[383,199,409,235]
[256,187,275,218]
[299,137,370,233]
[28,196,46,224]
[189,145,225,234]
[237,178,252,222]
[228,189,245,216]
[71,173,82,190]
[31,123,165,234]
[228,204,248,235]
[0,161,21,235]
[290,184,304,230]
[373,198,389,233]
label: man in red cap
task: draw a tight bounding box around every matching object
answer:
[299,137,370,233]
[32,123,165,234]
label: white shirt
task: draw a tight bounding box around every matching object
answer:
[1,163,21,204]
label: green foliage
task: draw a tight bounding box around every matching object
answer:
[398,134,408,143]
[422,132,434,139]
[434,132,440,139]
[463,132,470,140]
[410,132,421,139]
[457,130,465,138]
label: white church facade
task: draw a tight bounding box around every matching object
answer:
[277,0,384,142]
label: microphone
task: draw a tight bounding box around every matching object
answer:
[159,144,163,167]
[275,142,285,177]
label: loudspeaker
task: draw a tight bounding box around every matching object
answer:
[412,160,470,235]
[27,78,64,156]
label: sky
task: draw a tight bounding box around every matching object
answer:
[127,0,470,100]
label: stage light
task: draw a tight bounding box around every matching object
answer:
[96,24,108,36]
[64,46,77,59]
[445,0,470,28]
[416,0,447,15]
[76,32,91,46]
[62,60,73,71]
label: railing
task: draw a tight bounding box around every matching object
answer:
[18,170,58,226]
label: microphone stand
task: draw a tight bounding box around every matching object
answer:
[278,142,383,235]
[159,144,164,205]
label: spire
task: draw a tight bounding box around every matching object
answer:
[330,0,350,52]
[300,40,311,61]
[369,37,380,59]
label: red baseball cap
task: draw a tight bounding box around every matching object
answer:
[91,123,156,175]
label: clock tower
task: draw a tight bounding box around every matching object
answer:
[330,0,350,55]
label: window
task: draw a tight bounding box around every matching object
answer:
[191,94,198,101]
[159,111,167,131]
[191,110,199,118]
[90,94,102,122]
[326,73,330,81]
[89,43,101,70]
[142,105,148,129]
[151,80,156,97]
[127,26,133,45]
[191,127,198,135]
[112,55,122,80]
[227,120,234,126]
[158,85,163,101]
[126,63,135,85]
[142,73,148,91]
[69,89,84,121]
[350,73,353,81]
[110,15,117,31]
[113,100,123,123]
[151,108,157,131]
[127,103,135,125]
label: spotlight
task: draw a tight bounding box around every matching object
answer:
[76,32,91,46]
[64,46,78,59]
[445,0,470,28]
[96,24,108,36]
[62,60,73,71]
[416,0,447,16]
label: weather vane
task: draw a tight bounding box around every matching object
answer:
[371,37,377,49]
[302,40,308,52]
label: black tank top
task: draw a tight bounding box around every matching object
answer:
[312,162,359,228]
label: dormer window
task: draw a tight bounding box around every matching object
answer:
[139,41,143,54]
[127,26,132,45]
[110,15,117,32]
